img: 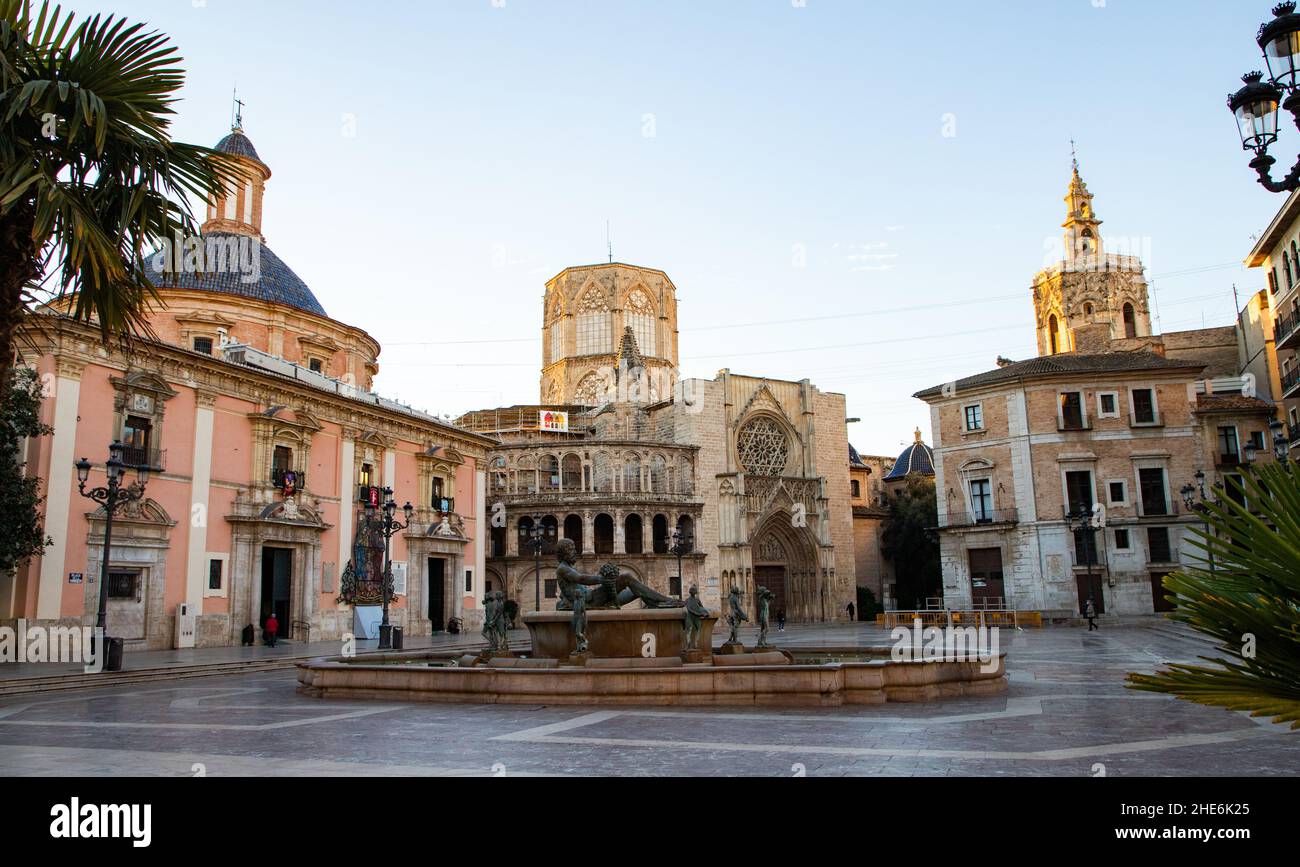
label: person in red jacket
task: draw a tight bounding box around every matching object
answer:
[264,613,279,648]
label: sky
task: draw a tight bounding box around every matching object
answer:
[114,0,1289,456]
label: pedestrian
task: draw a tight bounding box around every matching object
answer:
[1084,598,1098,632]
[847,601,856,622]
[777,609,786,632]
[264,612,279,648]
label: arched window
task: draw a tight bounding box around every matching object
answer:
[649,455,667,493]
[625,288,656,356]
[652,515,669,554]
[546,297,564,365]
[1286,254,1295,290]
[1123,303,1137,339]
[576,289,612,356]
[678,456,694,495]
[624,514,643,554]
[540,455,560,492]
[623,453,642,493]
[1049,314,1061,354]
[593,452,610,492]
[516,516,534,553]
[540,515,559,555]
[594,514,615,555]
[564,514,584,553]
[490,456,508,493]
[562,454,582,491]
[1080,229,1093,254]
[676,516,695,549]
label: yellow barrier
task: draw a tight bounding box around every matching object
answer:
[881,610,1044,628]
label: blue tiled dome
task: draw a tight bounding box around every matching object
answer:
[884,430,934,482]
[143,233,329,318]
[215,129,263,163]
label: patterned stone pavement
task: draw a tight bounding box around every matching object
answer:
[0,621,1296,777]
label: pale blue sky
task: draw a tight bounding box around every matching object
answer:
[119,0,1283,455]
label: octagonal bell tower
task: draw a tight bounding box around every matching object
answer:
[539,263,681,406]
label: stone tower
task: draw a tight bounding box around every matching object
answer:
[1032,160,1154,356]
[539,263,681,406]
[203,120,272,241]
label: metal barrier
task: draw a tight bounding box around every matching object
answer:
[880,610,1043,628]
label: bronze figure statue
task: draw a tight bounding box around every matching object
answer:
[726,585,749,644]
[554,538,684,611]
[683,585,709,651]
[756,585,775,648]
[482,591,502,651]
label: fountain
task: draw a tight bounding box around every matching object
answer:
[297,543,1007,707]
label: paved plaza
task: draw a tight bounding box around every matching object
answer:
[0,621,1296,777]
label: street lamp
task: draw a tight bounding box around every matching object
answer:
[1271,418,1292,463]
[1065,507,1102,616]
[526,515,546,612]
[1227,3,1300,191]
[367,486,413,649]
[75,442,150,671]
[1181,472,1219,574]
[669,524,694,598]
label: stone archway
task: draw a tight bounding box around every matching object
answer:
[750,512,821,623]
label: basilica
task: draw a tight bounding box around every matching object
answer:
[458,263,858,622]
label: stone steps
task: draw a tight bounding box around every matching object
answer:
[0,640,502,698]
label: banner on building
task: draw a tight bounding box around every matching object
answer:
[540,410,569,433]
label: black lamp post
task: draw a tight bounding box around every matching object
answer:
[1066,507,1102,615]
[1227,3,1300,191]
[365,487,413,650]
[669,524,694,598]
[76,442,150,668]
[526,515,545,611]
[1271,418,1293,464]
[1181,470,1220,574]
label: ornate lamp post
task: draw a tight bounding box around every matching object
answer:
[75,442,150,669]
[526,515,545,611]
[1271,418,1293,464]
[365,487,413,650]
[670,524,694,598]
[1227,3,1300,191]
[1181,470,1220,574]
[1065,507,1102,615]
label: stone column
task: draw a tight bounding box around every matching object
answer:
[38,358,84,621]
[614,509,626,554]
[184,389,218,612]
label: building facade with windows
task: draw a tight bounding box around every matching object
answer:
[1245,188,1300,450]
[915,166,1280,617]
[5,124,495,651]
[460,263,857,622]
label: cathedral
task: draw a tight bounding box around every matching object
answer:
[458,263,857,622]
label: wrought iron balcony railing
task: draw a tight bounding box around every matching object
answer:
[120,446,166,472]
[1276,310,1300,351]
[937,508,1019,530]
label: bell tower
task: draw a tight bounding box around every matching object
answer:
[202,108,272,241]
[1032,156,1154,356]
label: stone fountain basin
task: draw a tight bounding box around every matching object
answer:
[524,608,717,660]
[296,647,1008,707]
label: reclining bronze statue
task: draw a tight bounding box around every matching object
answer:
[554,538,684,654]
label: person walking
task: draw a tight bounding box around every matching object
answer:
[777,609,786,632]
[264,612,280,648]
[1084,598,1098,632]
[847,601,856,622]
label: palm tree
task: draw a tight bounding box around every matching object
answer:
[1127,462,1300,729]
[0,0,244,405]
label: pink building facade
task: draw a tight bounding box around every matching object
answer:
[2,124,495,650]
